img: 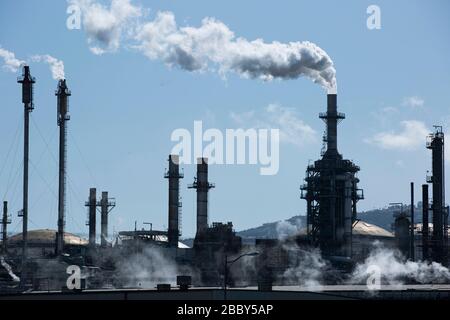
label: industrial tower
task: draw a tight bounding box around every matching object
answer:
[301,94,364,258]
[426,126,448,264]
[55,79,71,255]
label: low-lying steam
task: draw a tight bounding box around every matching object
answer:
[350,242,450,286]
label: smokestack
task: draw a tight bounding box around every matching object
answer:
[55,79,71,255]
[100,192,108,247]
[100,191,115,247]
[422,184,429,261]
[410,182,415,261]
[2,201,11,253]
[86,188,97,248]
[189,157,215,234]
[427,126,446,263]
[321,94,345,159]
[17,65,35,286]
[165,155,184,247]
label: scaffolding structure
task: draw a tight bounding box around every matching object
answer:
[301,94,363,258]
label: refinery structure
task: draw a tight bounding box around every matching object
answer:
[0,65,449,300]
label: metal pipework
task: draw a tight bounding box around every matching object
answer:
[55,79,71,255]
[165,155,184,247]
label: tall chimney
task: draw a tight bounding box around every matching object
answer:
[189,157,214,234]
[321,94,345,159]
[165,155,183,247]
[55,79,71,255]
[86,188,97,248]
[2,201,11,253]
[17,65,35,286]
[422,184,429,261]
[100,191,115,247]
[427,127,445,263]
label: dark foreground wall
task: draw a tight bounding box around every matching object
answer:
[1,287,450,300]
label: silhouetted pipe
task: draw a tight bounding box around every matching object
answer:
[166,155,183,247]
[2,201,8,253]
[100,191,108,247]
[410,182,415,261]
[88,188,96,248]
[422,184,429,261]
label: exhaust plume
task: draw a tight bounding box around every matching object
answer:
[31,55,65,80]
[0,47,25,72]
[70,0,142,55]
[72,0,338,92]
[350,242,450,286]
[275,217,303,240]
[136,12,337,93]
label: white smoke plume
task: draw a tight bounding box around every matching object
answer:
[0,46,25,72]
[70,0,142,55]
[71,1,337,92]
[31,55,65,80]
[350,242,450,286]
[275,217,303,240]
[0,46,65,80]
[135,11,337,93]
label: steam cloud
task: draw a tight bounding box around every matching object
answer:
[275,217,303,240]
[135,12,337,92]
[350,242,450,286]
[70,0,142,55]
[72,1,337,92]
[0,47,25,72]
[31,55,65,80]
[281,247,327,290]
[114,247,198,288]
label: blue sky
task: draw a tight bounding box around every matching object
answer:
[0,0,449,238]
